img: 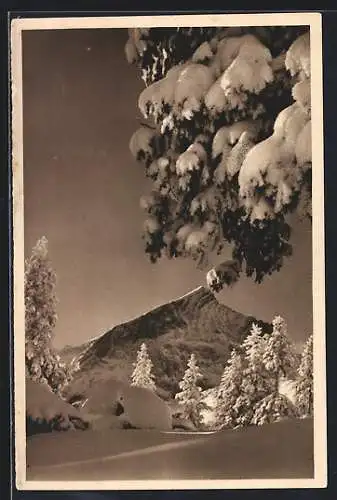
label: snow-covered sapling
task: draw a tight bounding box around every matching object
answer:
[131,342,156,391]
[25,236,73,395]
[175,353,206,428]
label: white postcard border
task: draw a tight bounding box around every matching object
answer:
[11,12,327,491]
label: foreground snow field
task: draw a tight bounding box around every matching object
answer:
[26,418,313,481]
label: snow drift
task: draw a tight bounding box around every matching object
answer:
[26,378,90,435]
[77,379,172,431]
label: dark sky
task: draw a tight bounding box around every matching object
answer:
[22,28,313,349]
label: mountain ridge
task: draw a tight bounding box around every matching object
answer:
[62,286,272,397]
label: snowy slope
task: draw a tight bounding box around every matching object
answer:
[26,418,314,481]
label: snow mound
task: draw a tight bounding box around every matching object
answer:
[285,32,310,79]
[78,379,172,431]
[26,378,90,434]
[113,383,173,431]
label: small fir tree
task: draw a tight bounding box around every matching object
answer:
[252,315,298,425]
[252,392,298,425]
[175,353,206,428]
[25,236,73,394]
[215,348,245,429]
[131,342,156,391]
[235,322,272,426]
[295,334,314,417]
[263,315,297,387]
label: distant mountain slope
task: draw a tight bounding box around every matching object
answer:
[62,286,271,397]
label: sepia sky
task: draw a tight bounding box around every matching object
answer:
[22,28,313,349]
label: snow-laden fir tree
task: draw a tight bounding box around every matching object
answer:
[252,315,298,425]
[126,26,312,290]
[175,353,206,428]
[131,342,156,391]
[262,315,297,385]
[295,334,313,417]
[25,236,73,395]
[215,348,245,429]
[234,322,273,426]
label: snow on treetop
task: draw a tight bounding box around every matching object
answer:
[190,186,221,215]
[238,97,311,217]
[124,38,139,64]
[238,135,292,196]
[31,235,49,259]
[272,314,287,331]
[184,221,217,252]
[212,126,231,158]
[176,142,207,176]
[192,41,214,63]
[228,120,261,145]
[138,65,187,118]
[177,220,217,255]
[249,197,274,222]
[210,35,249,77]
[143,217,160,234]
[147,156,171,181]
[220,34,273,95]
[204,77,229,116]
[139,191,162,212]
[185,229,210,252]
[138,80,166,118]
[129,126,158,160]
[221,52,273,96]
[176,223,194,243]
[285,32,310,79]
[174,63,214,112]
[239,34,272,62]
[273,102,310,148]
[126,28,149,59]
[211,120,261,159]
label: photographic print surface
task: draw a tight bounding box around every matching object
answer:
[11,13,326,490]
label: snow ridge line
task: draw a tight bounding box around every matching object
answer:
[29,435,209,470]
[77,285,208,362]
